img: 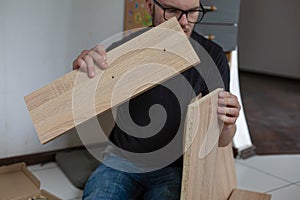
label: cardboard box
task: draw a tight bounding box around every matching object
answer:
[0,162,61,200]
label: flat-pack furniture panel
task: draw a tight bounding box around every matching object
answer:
[180,88,271,200]
[181,88,237,200]
[24,18,200,144]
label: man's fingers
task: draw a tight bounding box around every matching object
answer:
[73,57,86,70]
[73,59,80,70]
[80,50,90,57]
[93,44,107,57]
[72,45,108,78]
[218,114,237,124]
[73,50,89,70]
[218,92,240,108]
[88,51,108,69]
[93,45,108,69]
[217,91,241,125]
[218,107,238,116]
[84,55,95,78]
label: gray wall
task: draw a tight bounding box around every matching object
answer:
[0,0,124,158]
[238,0,300,79]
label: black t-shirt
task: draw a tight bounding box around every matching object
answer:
[107,30,229,168]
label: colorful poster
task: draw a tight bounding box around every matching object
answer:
[124,0,152,32]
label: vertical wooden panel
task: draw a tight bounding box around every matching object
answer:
[181,88,237,200]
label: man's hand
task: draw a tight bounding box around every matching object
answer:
[217,91,241,147]
[72,44,108,78]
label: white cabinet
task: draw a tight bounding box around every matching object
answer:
[238,0,300,79]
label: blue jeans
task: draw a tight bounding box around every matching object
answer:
[83,154,182,200]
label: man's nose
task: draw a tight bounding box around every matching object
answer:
[178,13,189,26]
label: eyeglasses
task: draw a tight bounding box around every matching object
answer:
[153,0,206,23]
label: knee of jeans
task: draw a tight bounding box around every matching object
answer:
[144,185,181,200]
[83,164,142,199]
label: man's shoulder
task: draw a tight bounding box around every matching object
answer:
[190,31,224,55]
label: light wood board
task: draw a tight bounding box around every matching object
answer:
[24,18,200,144]
[180,88,272,199]
[181,88,237,200]
[229,189,271,200]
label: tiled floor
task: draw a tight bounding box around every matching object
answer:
[28,154,300,200]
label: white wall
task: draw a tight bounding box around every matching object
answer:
[238,0,300,79]
[0,0,124,158]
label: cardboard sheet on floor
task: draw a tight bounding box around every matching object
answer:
[0,162,61,200]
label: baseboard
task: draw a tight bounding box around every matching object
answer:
[0,144,256,166]
[0,146,86,167]
[239,69,300,81]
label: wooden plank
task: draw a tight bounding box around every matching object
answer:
[181,88,237,200]
[180,88,271,200]
[24,17,200,144]
[229,189,272,200]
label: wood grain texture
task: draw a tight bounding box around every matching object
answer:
[180,88,272,200]
[181,88,237,200]
[24,18,200,144]
[229,189,271,200]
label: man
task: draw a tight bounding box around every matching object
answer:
[73,0,241,199]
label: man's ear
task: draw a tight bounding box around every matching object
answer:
[145,0,153,15]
